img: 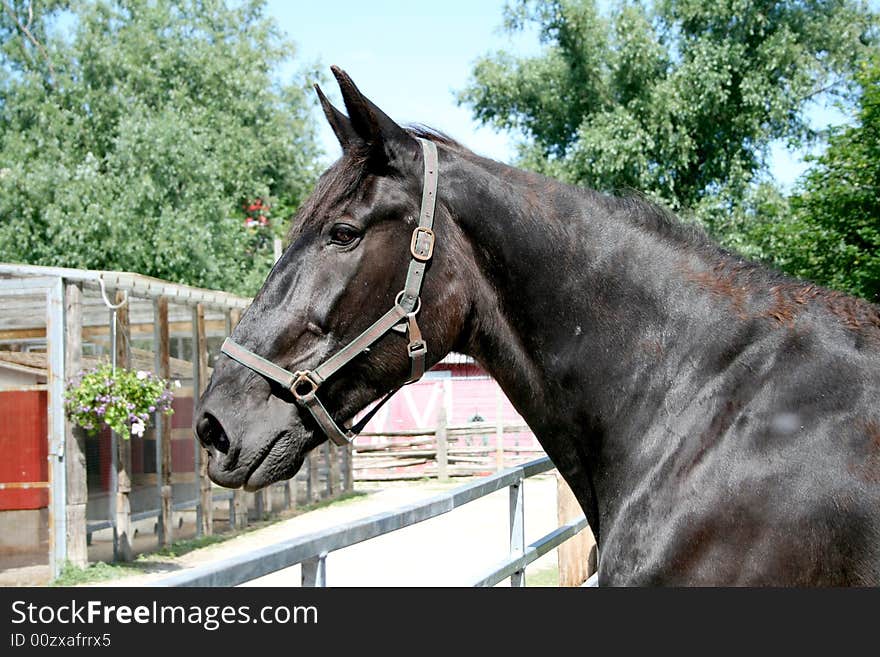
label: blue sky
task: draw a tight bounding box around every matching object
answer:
[265,0,865,190]
[265,0,538,165]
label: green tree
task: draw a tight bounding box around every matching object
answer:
[738,54,880,302]
[460,0,875,218]
[0,0,320,296]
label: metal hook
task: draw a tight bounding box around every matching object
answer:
[97,277,128,310]
[97,277,128,373]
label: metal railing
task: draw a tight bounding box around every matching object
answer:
[151,456,589,587]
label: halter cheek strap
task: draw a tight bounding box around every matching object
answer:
[221,138,439,446]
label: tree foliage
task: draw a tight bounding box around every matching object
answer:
[733,54,880,302]
[0,0,320,295]
[460,0,875,214]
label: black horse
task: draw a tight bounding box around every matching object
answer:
[195,67,880,585]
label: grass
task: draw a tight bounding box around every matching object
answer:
[526,563,559,587]
[149,533,231,559]
[51,561,144,587]
[295,490,367,513]
[51,489,369,586]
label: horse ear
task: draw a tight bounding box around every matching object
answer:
[330,65,416,164]
[314,83,359,152]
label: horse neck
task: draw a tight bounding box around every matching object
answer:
[441,152,728,533]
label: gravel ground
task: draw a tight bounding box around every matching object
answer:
[83,474,561,588]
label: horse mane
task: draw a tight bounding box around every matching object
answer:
[601,191,880,330]
[600,192,713,250]
[406,125,472,153]
[290,125,880,331]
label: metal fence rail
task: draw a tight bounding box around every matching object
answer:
[152,456,589,587]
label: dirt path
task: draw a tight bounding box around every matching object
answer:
[84,474,561,587]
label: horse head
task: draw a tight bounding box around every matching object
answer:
[194,67,471,490]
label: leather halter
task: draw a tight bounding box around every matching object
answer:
[220,138,439,446]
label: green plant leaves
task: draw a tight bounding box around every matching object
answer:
[0,0,321,296]
[64,362,174,438]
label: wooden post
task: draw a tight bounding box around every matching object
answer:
[232,489,247,528]
[283,478,293,511]
[436,408,448,482]
[64,283,88,568]
[194,304,212,536]
[495,387,504,471]
[556,473,597,586]
[233,488,248,529]
[46,278,67,578]
[115,291,134,561]
[156,298,173,546]
[323,443,333,498]
[344,442,353,493]
[308,452,319,503]
[254,489,264,521]
[227,309,248,529]
[328,441,340,496]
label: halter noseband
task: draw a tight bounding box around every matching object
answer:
[220,138,439,446]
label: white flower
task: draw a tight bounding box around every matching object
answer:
[131,419,146,437]
[174,380,181,388]
[136,370,149,380]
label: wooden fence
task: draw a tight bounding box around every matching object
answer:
[353,409,546,481]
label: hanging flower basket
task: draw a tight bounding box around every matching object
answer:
[64,363,175,438]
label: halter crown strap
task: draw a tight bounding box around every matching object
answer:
[221,138,439,446]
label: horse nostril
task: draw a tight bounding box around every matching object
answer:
[196,413,230,454]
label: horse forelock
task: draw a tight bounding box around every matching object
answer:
[287,126,465,240]
[287,156,369,239]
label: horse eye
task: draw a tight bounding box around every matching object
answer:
[329,224,361,246]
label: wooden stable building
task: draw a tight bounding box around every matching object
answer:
[0,264,352,580]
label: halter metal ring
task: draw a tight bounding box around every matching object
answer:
[394,290,421,315]
[290,370,320,402]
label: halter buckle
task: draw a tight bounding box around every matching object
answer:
[290,370,320,402]
[410,226,435,262]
